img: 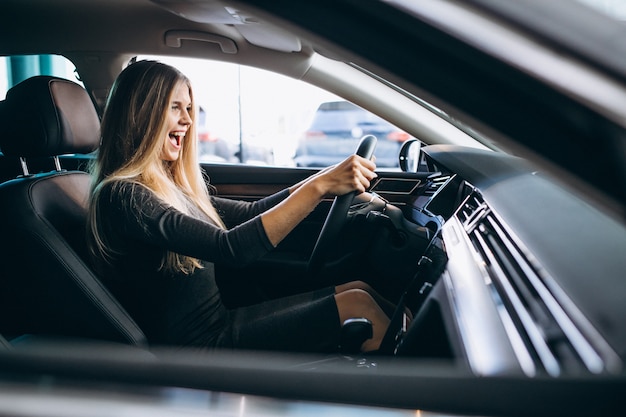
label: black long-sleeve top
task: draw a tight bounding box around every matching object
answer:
[94,180,290,347]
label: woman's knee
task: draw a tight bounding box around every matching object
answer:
[335,289,381,321]
[339,288,373,304]
[335,280,372,294]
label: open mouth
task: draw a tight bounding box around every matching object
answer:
[169,131,185,147]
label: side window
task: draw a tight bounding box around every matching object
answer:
[138,56,411,168]
[0,55,82,100]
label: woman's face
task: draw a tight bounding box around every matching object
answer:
[160,81,192,162]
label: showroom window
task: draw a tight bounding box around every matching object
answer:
[138,56,410,168]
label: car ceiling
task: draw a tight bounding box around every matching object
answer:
[2,0,626,219]
[0,0,315,62]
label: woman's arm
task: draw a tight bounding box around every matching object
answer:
[261,155,376,246]
[102,181,275,266]
[212,189,289,229]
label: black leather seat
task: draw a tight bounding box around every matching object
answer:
[0,76,147,346]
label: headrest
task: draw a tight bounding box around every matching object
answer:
[0,76,100,158]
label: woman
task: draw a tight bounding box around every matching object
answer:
[87,60,390,353]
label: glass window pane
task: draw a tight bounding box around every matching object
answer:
[137,55,411,168]
[1,54,82,100]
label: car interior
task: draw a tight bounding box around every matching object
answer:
[0,0,625,416]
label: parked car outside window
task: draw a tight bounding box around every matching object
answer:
[294,100,412,167]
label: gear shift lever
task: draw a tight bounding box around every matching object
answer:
[340,317,373,354]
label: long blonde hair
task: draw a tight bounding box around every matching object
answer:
[88,60,224,275]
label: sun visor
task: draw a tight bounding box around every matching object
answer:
[152,0,301,53]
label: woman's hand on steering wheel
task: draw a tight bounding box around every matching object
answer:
[314,154,377,198]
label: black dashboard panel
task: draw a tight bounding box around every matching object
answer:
[415,145,626,375]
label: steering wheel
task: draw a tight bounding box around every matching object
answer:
[308,135,377,272]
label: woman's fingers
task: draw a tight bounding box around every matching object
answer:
[354,164,372,193]
[354,155,377,192]
[344,155,377,193]
[314,154,377,197]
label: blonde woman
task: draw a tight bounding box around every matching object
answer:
[87,60,390,353]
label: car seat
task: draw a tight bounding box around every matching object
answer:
[0,76,147,346]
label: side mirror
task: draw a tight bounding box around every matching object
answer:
[398,139,422,172]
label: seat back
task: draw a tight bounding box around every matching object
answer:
[0,76,147,346]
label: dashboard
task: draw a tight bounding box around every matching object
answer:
[375,144,626,377]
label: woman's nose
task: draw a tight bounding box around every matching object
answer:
[181,110,192,126]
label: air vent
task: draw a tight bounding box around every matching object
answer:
[423,173,451,197]
[457,191,612,376]
[457,191,488,232]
